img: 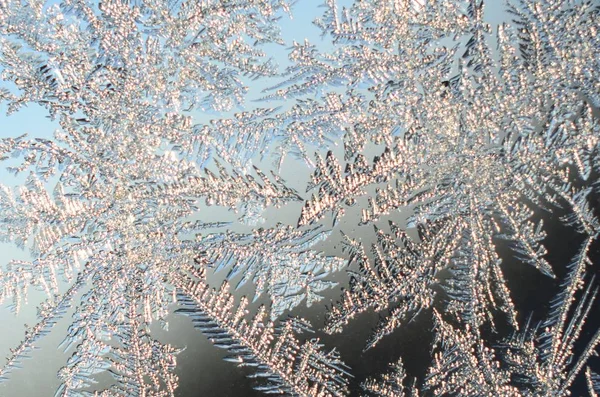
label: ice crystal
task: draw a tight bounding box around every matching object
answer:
[175,267,351,396]
[196,223,347,319]
[362,237,600,396]
[325,221,452,349]
[0,0,599,396]
[363,240,600,396]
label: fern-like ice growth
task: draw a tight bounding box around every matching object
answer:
[290,0,600,339]
[0,0,599,395]
[361,358,419,397]
[587,367,600,397]
[325,220,457,349]
[175,268,351,396]
[0,0,320,394]
[364,235,600,397]
[196,223,347,319]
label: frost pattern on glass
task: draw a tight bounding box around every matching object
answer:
[196,224,347,319]
[0,0,599,395]
[175,267,351,396]
[363,239,599,396]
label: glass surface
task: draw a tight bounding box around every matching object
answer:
[0,1,599,396]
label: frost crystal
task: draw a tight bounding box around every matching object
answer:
[1,0,599,396]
